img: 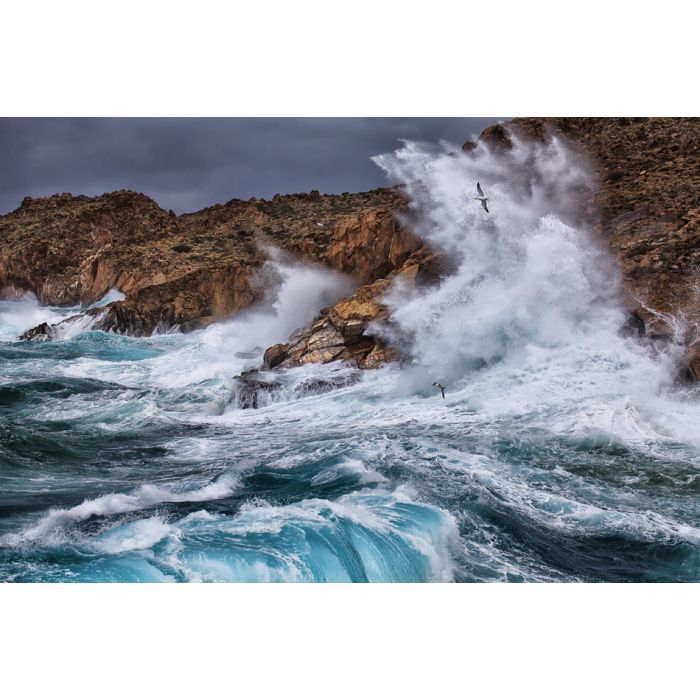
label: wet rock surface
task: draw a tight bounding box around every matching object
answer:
[19,321,54,341]
[261,247,439,370]
[292,371,361,398]
[230,371,283,410]
[230,367,361,409]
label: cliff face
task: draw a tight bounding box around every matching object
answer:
[1,188,419,335]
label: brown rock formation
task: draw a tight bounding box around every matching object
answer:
[264,118,699,374]
[1,188,418,336]
[261,247,440,370]
[4,118,699,377]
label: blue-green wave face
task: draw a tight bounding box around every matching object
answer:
[3,138,700,583]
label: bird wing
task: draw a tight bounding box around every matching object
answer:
[477,182,484,197]
[481,199,489,213]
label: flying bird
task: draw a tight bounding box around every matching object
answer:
[475,182,489,213]
[432,382,446,399]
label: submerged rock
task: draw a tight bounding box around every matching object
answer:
[230,367,361,409]
[620,311,646,338]
[19,321,53,341]
[230,371,283,409]
[234,346,263,360]
[292,371,361,398]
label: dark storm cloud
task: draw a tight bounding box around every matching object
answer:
[0,118,500,215]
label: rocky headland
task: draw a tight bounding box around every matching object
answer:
[2,118,698,378]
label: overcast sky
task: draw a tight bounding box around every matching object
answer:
[0,118,500,215]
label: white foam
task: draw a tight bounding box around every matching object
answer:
[0,294,79,341]
[92,516,174,554]
[86,287,126,310]
[52,309,105,340]
[312,457,389,486]
[57,253,354,403]
[0,473,239,547]
[371,135,700,448]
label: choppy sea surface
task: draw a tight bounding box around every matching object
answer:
[3,137,700,582]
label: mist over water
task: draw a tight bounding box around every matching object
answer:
[3,138,700,582]
[0,295,79,342]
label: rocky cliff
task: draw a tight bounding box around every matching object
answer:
[0,188,419,335]
[265,118,699,376]
[2,118,699,377]
[261,246,441,370]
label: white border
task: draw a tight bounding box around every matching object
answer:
[1,0,697,116]
[1,1,698,696]
[2,583,698,698]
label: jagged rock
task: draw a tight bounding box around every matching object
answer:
[341,318,365,343]
[360,343,400,369]
[230,371,283,409]
[292,371,361,398]
[299,346,346,364]
[0,187,417,336]
[19,321,53,341]
[261,246,434,370]
[263,343,289,369]
[305,324,345,352]
[478,123,514,151]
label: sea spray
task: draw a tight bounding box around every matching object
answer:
[0,294,80,341]
[373,136,680,424]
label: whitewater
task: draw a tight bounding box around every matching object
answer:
[3,136,700,582]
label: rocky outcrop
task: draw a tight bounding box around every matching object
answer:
[5,118,699,378]
[292,371,361,398]
[1,188,418,336]
[262,118,699,375]
[230,371,284,409]
[261,247,441,370]
[19,321,54,341]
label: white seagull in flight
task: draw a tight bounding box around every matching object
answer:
[475,182,489,213]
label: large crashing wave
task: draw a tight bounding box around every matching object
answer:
[373,137,621,375]
[372,136,681,429]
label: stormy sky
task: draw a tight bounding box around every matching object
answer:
[0,118,499,215]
